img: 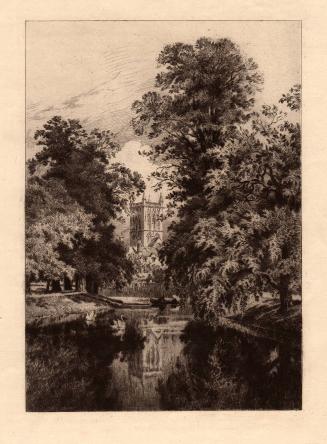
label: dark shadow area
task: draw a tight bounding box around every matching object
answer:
[158,320,301,410]
[26,310,301,411]
[26,315,145,411]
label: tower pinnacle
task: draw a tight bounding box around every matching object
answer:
[130,192,164,248]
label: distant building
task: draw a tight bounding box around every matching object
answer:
[130,193,164,249]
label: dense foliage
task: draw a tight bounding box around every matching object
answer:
[127,245,167,280]
[191,100,301,317]
[26,116,145,293]
[132,37,301,318]
[26,317,145,411]
[132,37,262,209]
[26,177,95,289]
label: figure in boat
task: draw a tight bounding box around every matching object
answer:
[150,294,180,307]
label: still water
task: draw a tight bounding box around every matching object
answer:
[26,307,301,411]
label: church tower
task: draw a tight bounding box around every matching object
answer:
[130,193,164,249]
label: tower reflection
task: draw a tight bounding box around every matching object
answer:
[129,328,163,381]
[109,312,190,410]
[123,316,186,408]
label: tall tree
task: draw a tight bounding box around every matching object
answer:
[30,117,143,222]
[27,116,145,293]
[132,37,263,211]
[133,38,300,317]
[174,87,301,317]
[132,37,263,303]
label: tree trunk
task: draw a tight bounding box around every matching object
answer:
[51,279,62,293]
[63,274,72,291]
[86,275,98,294]
[76,276,86,292]
[94,282,99,294]
[279,275,291,314]
[25,274,31,294]
[75,275,80,292]
[80,277,86,291]
[46,279,51,293]
[86,275,92,293]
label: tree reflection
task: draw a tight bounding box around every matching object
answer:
[158,320,301,410]
[26,315,301,411]
[26,316,145,411]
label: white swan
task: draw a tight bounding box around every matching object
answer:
[85,310,96,322]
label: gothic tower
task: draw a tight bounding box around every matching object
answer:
[130,193,164,249]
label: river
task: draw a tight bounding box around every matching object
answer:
[26,306,301,411]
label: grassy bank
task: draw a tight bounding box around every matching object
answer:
[26,292,113,325]
[26,280,178,325]
[227,296,302,346]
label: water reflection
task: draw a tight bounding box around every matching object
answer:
[159,320,301,410]
[26,309,301,411]
[109,311,187,410]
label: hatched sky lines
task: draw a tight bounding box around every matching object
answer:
[26,21,301,184]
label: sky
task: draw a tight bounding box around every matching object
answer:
[26,21,301,197]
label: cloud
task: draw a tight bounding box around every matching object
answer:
[62,85,104,110]
[62,96,82,110]
[115,140,154,180]
[29,105,57,121]
[114,140,167,200]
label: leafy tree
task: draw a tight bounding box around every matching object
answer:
[279,84,301,111]
[177,87,301,317]
[133,36,300,317]
[132,37,263,211]
[127,247,165,285]
[27,116,145,293]
[26,177,95,292]
[30,117,144,222]
[132,37,264,308]
[72,224,134,293]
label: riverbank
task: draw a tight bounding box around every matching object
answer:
[26,291,302,347]
[26,291,114,325]
[225,296,302,347]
